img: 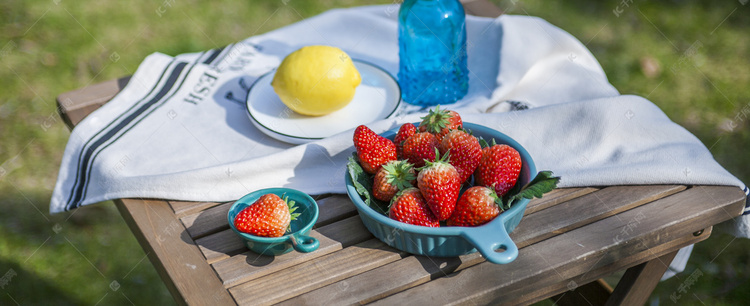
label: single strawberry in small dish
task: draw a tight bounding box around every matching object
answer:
[234,193,300,238]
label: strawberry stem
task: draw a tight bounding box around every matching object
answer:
[419,105,452,134]
[383,160,416,191]
[419,148,451,171]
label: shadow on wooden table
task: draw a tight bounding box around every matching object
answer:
[242,252,276,267]
[414,255,464,279]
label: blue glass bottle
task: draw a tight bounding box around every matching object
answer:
[398,0,469,106]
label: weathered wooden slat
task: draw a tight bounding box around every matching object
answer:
[507,228,711,306]
[212,216,373,288]
[180,201,232,239]
[371,186,744,305]
[313,194,358,227]
[114,198,236,305]
[513,185,686,248]
[279,252,481,306]
[168,200,225,219]
[526,187,599,215]
[56,76,130,129]
[194,229,245,264]
[229,239,405,305]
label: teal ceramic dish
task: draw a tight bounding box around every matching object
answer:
[345,122,536,264]
[228,188,320,256]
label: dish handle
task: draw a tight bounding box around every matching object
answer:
[291,234,320,253]
[461,223,519,264]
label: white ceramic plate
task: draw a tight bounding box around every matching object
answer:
[246,60,401,144]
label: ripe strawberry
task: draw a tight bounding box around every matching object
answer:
[389,187,439,227]
[234,193,300,237]
[447,186,501,227]
[394,123,417,159]
[417,150,461,220]
[475,144,522,196]
[402,132,439,168]
[418,106,462,141]
[373,160,417,201]
[439,129,482,183]
[353,125,397,174]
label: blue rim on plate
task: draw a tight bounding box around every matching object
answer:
[345,122,537,264]
[228,188,320,256]
[245,59,402,144]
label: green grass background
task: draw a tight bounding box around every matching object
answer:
[0,0,748,304]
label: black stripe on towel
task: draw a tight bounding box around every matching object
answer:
[75,61,202,209]
[203,46,225,64]
[66,62,189,210]
[210,44,233,67]
[64,60,177,208]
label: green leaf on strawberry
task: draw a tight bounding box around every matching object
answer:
[501,171,560,210]
[285,196,301,232]
[477,136,497,149]
[347,154,390,215]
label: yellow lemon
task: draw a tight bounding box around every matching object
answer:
[271,45,362,116]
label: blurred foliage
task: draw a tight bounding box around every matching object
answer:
[0,0,747,304]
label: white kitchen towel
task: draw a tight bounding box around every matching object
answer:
[51,4,748,240]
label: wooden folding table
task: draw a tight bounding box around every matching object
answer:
[55,1,746,304]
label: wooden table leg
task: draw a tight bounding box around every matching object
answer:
[604,249,679,306]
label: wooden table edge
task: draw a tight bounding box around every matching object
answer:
[115,198,236,305]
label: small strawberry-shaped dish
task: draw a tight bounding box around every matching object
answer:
[228,188,320,256]
[346,122,543,264]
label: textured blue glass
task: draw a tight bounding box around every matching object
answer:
[398,0,469,106]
